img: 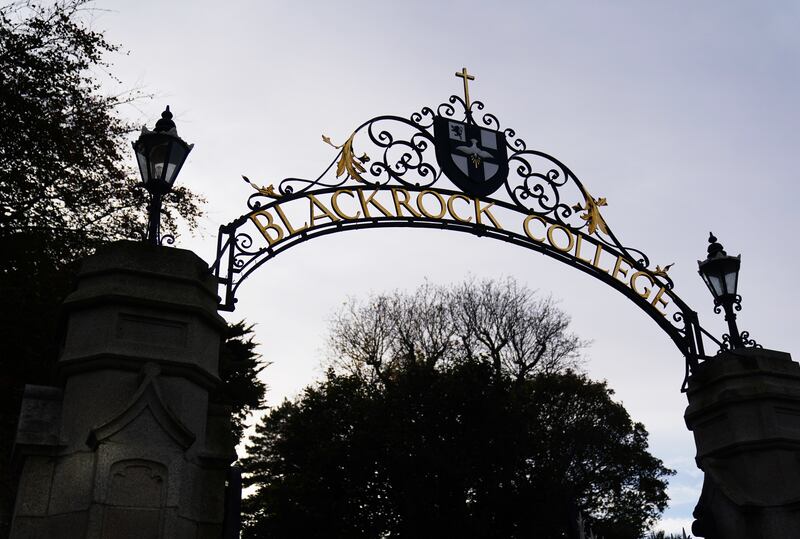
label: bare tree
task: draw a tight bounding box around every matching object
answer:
[328,294,393,379]
[328,282,460,380]
[327,278,586,382]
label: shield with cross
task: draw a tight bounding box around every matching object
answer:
[433,116,509,197]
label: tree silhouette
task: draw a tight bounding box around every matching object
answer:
[328,278,587,382]
[0,2,263,533]
[242,280,672,539]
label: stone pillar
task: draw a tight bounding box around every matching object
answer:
[10,241,236,538]
[685,348,800,538]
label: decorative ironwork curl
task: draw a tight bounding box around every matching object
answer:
[159,234,175,246]
[364,118,437,188]
[436,97,459,120]
[219,93,736,385]
[740,331,760,348]
[713,294,743,315]
[233,232,260,269]
[410,106,436,128]
[232,95,685,304]
[272,159,343,203]
[719,333,732,352]
[718,329,760,353]
[672,311,687,332]
[242,96,659,273]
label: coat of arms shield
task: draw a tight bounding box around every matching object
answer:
[433,116,508,197]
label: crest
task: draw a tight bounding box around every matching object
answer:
[433,116,508,197]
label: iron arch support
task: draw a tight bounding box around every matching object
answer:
[210,184,710,381]
[209,93,736,388]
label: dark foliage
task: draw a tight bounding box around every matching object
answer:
[0,0,203,266]
[242,361,673,539]
[0,0,205,408]
[215,321,269,444]
[646,532,692,539]
[0,2,263,535]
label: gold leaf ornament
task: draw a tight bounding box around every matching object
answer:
[573,191,609,236]
[242,175,280,199]
[322,133,369,182]
[654,263,674,277]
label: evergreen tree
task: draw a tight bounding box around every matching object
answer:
[242,280,672,539]
[243,364,672,538]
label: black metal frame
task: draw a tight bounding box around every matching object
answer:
[210,95,751,388]
[713,294,758,350]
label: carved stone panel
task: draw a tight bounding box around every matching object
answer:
[101,460,166,539]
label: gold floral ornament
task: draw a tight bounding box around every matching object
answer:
[322,133,370,182]
[572,192,609,236]
[242,175,281,199]
[654,263,674,277]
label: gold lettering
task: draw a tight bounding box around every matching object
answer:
[547,224,575,252]
[651,286,670,315]
[447,194,473,223]
[331,189,361,220]
[611,255,632,284]
[574,234,594,264]
[249,209,285,246]
[357,189,393,218]
[392,188,422,218]
[417,190,446,219]
[474,199,503,229]
[308,194,340,226]
[630,271,655,300]
[523,215,546,242]
[591,242,609,274]
[273,204,308,235]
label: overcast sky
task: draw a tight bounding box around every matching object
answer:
[95,0,799,532]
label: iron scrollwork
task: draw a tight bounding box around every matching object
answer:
[254,96,661,279]
[211,94,751,385]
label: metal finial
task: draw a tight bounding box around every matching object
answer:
[707,232,725,258]
[154,106,176,132]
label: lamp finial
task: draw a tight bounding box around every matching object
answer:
[707,232,726,258]
[154,106,176,132]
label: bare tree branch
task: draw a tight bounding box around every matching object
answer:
[326,278,587,383]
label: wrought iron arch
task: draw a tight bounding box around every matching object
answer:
[211,94,733,387]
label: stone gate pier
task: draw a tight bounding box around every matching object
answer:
[685,348,800,538]
[9,241,237,538]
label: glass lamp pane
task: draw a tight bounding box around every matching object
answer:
[164,143,189,187]
[724,271,738,296]
[708,274,724,298]
[164,162,178,186]
[135,149,149,183]
[700,271,716,298]
[148,142,170,183]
